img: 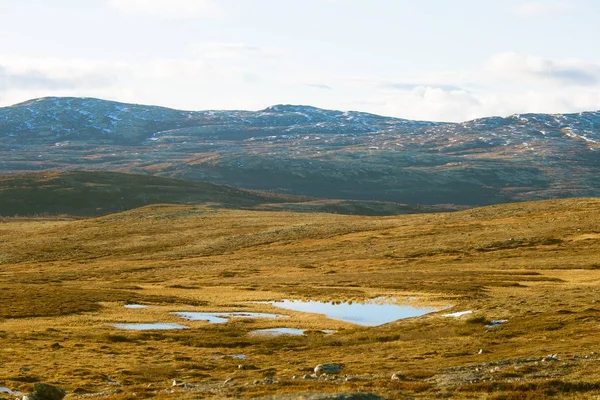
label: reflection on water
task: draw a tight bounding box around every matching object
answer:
[250,328,306,336]
[124,304,151,309]
[267,299,438,326]
[173,312,286,324]
[112,323,188,330]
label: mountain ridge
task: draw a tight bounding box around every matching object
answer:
[1,97,598,206]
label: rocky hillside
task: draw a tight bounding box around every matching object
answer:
[1,97,598,205]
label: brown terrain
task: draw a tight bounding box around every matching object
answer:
[1,197,599,399]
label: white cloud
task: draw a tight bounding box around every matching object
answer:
[1,52,599,123]
[513,1,571,17]
[107,0,224,19]
[485,52,600,86]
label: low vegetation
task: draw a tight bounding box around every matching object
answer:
[0,198,599,398]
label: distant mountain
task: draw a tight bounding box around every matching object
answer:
[1,97,599,205]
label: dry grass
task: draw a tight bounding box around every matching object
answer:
[0,198,599,398]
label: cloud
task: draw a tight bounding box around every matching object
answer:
[107,0,224,19]
[1,52,599,123]
[380,82,464,92]
[193,42,285,60]
[485,52,600,86]
[513,1,572,17]
[306,83,333,90]
[0,57,129,91]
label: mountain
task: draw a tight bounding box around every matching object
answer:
[1,97,599,205]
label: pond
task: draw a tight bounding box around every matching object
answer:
[0,388,22,395]
[172,311,286,324]
[249,328,306,336]
[124,304,151,309]
[112,323,189,330]
[266,299,439,326]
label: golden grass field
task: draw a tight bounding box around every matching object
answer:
[1,198,599,399]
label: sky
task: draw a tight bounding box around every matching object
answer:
[0,0,599,122]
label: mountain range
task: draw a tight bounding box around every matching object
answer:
[1,97,598,207]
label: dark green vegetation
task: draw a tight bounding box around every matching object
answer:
[1,97,598,206]
[0,171,462,217]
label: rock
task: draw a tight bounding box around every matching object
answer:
[31,383,66,400]
[50,343,63,350]
[391,372,406,380]
[542,354,560,362]
[238,364,259,370]
[223,378,235,385]
[303,374,316,380]
[478,348,490,354]
[314,363,343,376]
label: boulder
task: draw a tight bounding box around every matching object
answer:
[31,383,66,400]
[314,363,343,376]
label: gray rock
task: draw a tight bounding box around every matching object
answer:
[314,363,343,376]
[239,364,259,370]
[31,383,66,400]
[391,372,406,380]
[542,354,560,362]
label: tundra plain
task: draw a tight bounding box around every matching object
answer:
[1,198,599,399]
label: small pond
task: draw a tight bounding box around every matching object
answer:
[124,304,151,309]
[250,328,306,336]
[173,312,286,324]
[112,323,189,330]
[266,299,439,326]
[0,388,22,395]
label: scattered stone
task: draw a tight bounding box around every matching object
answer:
[314,363,343,376]
[223,378,235,385]
[542,354,560,362]
[238,364,259,370]
[303,374,316,380]
[478,348,490,354]
[31,383,66,400]
[391,372,406,380]
[172,380,182,387]
[50,343,63,350]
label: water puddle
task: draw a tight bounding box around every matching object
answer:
[173,312,286,324]
[485,320,508,328]
[250,328,306,336]
[124,304,151,309]
[443,310,473,318]
[224,354,247,360]
[112,323,188,330]
[266,299,439,326]
[0,387,23,395]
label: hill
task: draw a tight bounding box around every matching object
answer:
[1,97,598,205]
[0,171,458,217]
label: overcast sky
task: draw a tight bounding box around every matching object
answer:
[0,0,599,121]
